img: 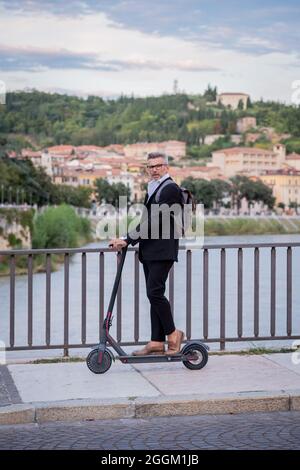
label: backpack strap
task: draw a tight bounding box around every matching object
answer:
[154,178,178,203]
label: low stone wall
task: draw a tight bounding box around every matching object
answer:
[0,209,33,250]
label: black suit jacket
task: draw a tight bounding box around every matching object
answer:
[126,177,183,262]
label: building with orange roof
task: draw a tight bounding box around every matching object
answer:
[76,145,104,153]
[124,140,186,160]
[260,167,300,207]
[210,144,286,177]
[46,145,75,155]
[16,148,53,176]
[169,165,222,185]
[53,166,139,201]
[285,152,300,170]
[104,144,125,154]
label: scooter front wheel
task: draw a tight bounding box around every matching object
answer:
[86,348,112,374]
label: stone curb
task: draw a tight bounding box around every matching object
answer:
[0,390,299,425]
[35,398,135,423]
[0,404,35,425]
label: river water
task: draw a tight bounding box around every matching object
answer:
[0,233,300,355]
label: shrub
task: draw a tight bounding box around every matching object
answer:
[32,204,91,249]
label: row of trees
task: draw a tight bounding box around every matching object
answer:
[182,175,275,211]
[0,152,55,206]
[0,152,93,207]
[93,174,276,212]
[80,174,276,212]
[1,89,299,152]
[94,179,131,206]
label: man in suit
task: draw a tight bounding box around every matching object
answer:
[109,152,184,356]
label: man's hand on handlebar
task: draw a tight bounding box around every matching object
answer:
[108,238,128,250]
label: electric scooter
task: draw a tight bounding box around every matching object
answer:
[86,246,209,374]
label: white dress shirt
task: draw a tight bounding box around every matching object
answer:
[120,173,170,241]
[147,173,170,201]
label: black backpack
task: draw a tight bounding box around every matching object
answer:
[154,178,196,236]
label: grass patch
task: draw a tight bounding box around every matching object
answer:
[30,356,85,364]
[209,347,298,356]
[27,346,300,364]
[201,217,300,236]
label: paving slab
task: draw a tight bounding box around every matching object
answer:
[8,361,160,403]
[131,354,300,395]
[263,353,300,375]
[0,366,22,406]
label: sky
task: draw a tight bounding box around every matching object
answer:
[0,0,299,102]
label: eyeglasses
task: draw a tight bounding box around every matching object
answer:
[146,164,166,170]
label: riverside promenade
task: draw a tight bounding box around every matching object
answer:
[1,351,300,425]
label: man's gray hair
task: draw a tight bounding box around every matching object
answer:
[147,152,168,164]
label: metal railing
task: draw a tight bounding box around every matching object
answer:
[1,242,300,355]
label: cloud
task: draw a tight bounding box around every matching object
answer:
[0,46,116,72]
[36,86,120,99]
[0,1,299,102]
[1,1,300,56]
[0,0,92,16]
[0,45,220,73]
[235,36,284,55]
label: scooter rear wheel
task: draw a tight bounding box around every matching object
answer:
[182,343,208,370]
[86,349,112,374]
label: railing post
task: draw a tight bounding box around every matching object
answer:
[254,247,259,338]
[203,248,208,340]
[237,248,243,338]
[9,255,15,349]
[45,253,51,347]
[186,249,192,340]
[63,253,69,357]
[270,247,276,337]
[220,248,226,350]
[81,252,87,345]
[27,254,33,347]
[287,247,292,336]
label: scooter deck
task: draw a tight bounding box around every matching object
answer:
[116,353,192,364]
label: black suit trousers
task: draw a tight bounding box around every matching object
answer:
[142,260,176,341]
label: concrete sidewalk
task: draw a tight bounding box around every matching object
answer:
[1,352,300,425]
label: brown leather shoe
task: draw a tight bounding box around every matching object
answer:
[165,330,184,355]
[132,341,165,356]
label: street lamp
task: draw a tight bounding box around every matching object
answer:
[1,184,4,205]
[8,186,12,205]
[16,188,19,206]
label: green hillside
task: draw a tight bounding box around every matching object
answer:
[0,87,300,156]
